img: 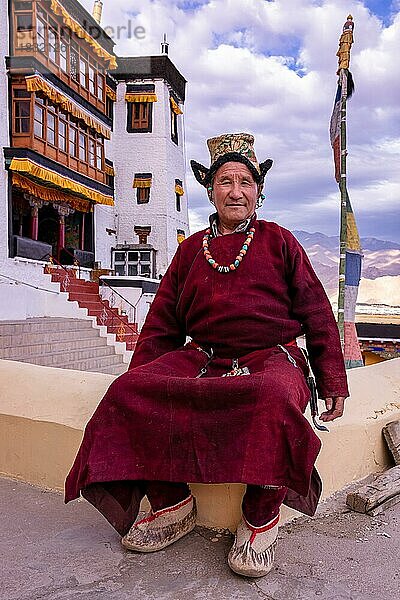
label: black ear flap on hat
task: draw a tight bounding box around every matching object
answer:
[259,159,273,178]
[190,160,210,187]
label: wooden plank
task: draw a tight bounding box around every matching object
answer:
[346,465,400,514]
[383,420,400,465]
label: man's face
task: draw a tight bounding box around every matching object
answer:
[212,162,258,229]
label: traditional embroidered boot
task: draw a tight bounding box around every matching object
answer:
[228,513,279,577]
[122,495,196,552]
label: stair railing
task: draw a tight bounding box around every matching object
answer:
[42,254,75,292]
[98,279,142,330]
[43,256,139,343]
[59,247,81,278]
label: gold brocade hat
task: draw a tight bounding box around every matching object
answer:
[190,132,273,188]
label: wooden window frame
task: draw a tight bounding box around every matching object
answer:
[58,117,68,153]
[88,136,96,167]
[97,73,104,102]
[34,101,44,139]
[137,187,150,204]
[14,1,33,51]
[78,130,87,162]
[48,21,58,64]
[69,124,78,158]
[96,140,103,170]
[171,108,178,145]
[59,30,69,74]
[13,88,32,135]
[11,83,107,180]
[127,101,153,133]
[46,108,57,146]
[79,55,88,89]
[12,2,107,114]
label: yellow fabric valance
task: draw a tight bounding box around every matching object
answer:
[10,158,114,206]
[133,177,152,188]
[26,75,111,139]
[50,0,118,69]
[12,172,92,212]
[177,232,186,244]
[175,184,184,196]
[170,97,183,115]
[106,86,116,101]
[125,93,158,103]
[105,164,115,176]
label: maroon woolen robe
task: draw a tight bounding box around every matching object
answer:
[65,220,349,535]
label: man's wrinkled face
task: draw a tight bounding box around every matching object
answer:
[211,162,258,229]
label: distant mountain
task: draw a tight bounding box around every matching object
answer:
[293,231,400,252]
[292,230,400,299]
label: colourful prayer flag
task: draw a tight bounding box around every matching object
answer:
[343,192,364,368]
[330,16,363,368]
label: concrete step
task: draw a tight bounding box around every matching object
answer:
[87,363,129,375]
[0,335,110,358]
[67,281,99,292]
[67,291,101,303]
[0,318,94,336]
[14,344,116,367]
[52,353,125,372]
[0,326,101,349]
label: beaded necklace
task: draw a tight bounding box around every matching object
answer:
[202,226,256,273]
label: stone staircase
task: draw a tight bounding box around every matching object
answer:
[0,318,129,376]
[45,266,139,352]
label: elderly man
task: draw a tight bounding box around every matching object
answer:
[66,133,348,578]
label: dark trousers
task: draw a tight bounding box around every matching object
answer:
[145,481,287,527]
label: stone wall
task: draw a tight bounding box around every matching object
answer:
[1,358,399,530]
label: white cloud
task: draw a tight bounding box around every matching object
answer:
[81,0,400,241]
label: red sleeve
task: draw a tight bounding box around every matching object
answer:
[285,232,349,399]
[129,246,186,369]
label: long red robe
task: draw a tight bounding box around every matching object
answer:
[65,220,349,535]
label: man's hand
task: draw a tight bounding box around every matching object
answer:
[319,397,346,422]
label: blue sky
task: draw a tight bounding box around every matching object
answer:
[81,0,400,242]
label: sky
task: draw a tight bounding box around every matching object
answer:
[81,0,400,242]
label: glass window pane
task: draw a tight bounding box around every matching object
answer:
[88,138,96,166]
[60,36,68,72]
[70,48,79,81]
[59,120,67,151]
[15,1,32,9]
[34,104,43,138]
[89,66,95,95]
[97,74,104,100]
[128,265,138,276]
[128,251,138,262]
[47,112,55,145]
[80,58,87,87]
[96,143,102,170]
[36,18,46,53]
[69,127,77,156]
[48,28,57,62]
[114,252,125,262]
[16,14,33,31]
[79,132,86,161]
[15,100,30,117]
[14,89,30,98]
[140,265,151,275]
[115,265,126,276]
[140,251,151,262]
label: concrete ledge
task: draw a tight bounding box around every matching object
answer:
[1,358,399,530]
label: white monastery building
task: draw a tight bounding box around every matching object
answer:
[0,0,189,321]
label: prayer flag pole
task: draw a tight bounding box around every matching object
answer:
[330,16,363,367]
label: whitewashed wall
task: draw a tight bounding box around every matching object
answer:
[111,78,189,276]
[0,0,10,269]
[93,203,115,269]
